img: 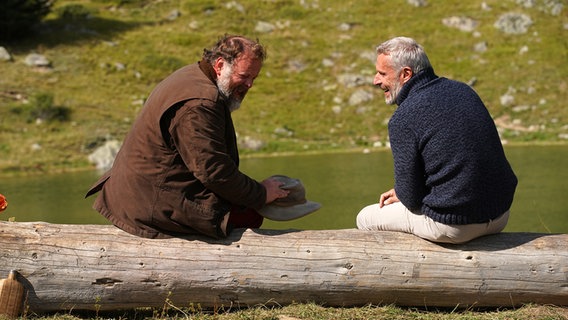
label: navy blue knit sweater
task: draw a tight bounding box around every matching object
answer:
[389,67,517,224]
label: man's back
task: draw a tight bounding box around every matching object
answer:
[389,68,518,224]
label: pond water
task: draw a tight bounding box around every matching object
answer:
[1,145,567,233]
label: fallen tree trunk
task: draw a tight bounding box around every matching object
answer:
[0,221,566,312]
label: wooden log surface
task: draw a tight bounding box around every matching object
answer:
[0,221,566,312]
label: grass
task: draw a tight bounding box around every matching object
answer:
[11,303,568,320]
[0,0,566,175]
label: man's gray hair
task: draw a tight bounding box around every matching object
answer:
[376,37,431,74]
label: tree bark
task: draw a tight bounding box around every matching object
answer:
[0,221,566,312]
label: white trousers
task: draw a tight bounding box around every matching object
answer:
[356,202,509,244]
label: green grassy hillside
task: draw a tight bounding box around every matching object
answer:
[1,0,566,175]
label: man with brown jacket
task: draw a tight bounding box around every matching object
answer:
[86,35,288,239]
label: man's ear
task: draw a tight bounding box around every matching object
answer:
[400,66,413,84]
[213,57,224,76]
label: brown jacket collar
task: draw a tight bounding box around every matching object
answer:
[198,58,217,84]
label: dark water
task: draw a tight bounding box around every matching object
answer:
[1,145,567,233]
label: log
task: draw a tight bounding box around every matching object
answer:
[0,221,566,312]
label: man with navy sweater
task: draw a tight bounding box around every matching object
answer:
[356,37,517,243]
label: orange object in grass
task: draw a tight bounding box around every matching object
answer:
[0,194,7,212]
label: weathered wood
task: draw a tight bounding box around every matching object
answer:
[0,221,566,312]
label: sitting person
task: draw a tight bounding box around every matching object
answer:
[356,36,517,244]
[86,35,290,239]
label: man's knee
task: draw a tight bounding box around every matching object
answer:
[356,204,378,230]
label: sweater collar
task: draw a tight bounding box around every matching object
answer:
[396,66,438,105]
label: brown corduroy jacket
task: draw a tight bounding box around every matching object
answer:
[86,60,266,239]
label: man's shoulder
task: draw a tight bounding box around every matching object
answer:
[433,77,478,96]
[169,63,214,87]
[422,76,468,91]
[407,77,479,106]
[155,63,219,102]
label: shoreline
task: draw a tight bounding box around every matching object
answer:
[0,140,566,178]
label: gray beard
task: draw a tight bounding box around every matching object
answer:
[385,80,402,105]
[218,86,241,112]
[227,99,241,112]
[217,65,242,112]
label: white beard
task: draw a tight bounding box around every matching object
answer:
[217,64,242,112]
[385,78,402,105]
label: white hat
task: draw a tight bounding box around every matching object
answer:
[258,175,321,221]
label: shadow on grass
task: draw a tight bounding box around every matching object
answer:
[6,14,158,54]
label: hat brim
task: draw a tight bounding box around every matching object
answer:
[258,201,321,221]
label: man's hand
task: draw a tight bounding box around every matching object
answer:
[379,188,399,208]
[262,178,290,204]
